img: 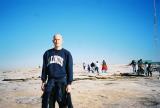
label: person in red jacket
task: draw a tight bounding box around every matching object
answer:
[102,60,108,73]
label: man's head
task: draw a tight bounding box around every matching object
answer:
[53,33,63,50]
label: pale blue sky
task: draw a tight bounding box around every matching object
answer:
[0,0,160,69]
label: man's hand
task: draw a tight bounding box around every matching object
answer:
[66,84,72,93]
[41,82,46,91]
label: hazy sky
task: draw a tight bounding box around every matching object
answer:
[0,0,160,69]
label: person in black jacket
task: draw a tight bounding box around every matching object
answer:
[129,60,136,73]
[137,59,144,75]
[147,63,152,77]
[41,33,73,108]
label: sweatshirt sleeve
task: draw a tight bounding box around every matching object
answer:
[41,52,48,83]
[66,52,73,85]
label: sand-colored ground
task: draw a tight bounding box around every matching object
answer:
[0,64,160,108]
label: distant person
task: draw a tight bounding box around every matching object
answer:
[91,62,96,73]
[95,61,100,74]
[144,62,148,76]
[38,65,41,68]
[41,33,73,108]
[129,60,136,73]
[83,62,86,70]
[137,59,144,75]
[87,64,91,73]
[147,63,152,77]
[102,60,108,73]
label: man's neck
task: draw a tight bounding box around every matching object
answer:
[54,46,62,50]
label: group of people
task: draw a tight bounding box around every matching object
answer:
[129,59,153,77]
[83,60,108,74]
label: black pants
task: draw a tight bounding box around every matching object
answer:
[49,91,73,108]
[147,71,152,77]
[42,78,73,108]
[95,67,99,73]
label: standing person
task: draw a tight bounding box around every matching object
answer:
[147,63,152,77]
[95,61,100,75]
[137,59,144,75]
[102,60,108,73]
[90,62,95,73]
[83,62,86,70]
[87,64,91,73]
[129,60,136,73]
[41,33,73,108]
[144,62,148,76]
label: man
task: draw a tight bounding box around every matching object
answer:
[129,60,136,73]
[95,61,100,75]
[41,33,73,108]
[83,62,86,70]
[137,59,144,75]
[146,63,152,77]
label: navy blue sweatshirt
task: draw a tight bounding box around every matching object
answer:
[41,48,73,84]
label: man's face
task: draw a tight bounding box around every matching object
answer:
[53,35,63,47]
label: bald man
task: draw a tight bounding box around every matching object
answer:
[41,33,73,108]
